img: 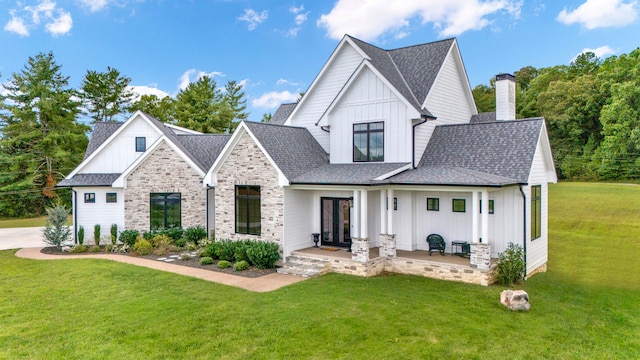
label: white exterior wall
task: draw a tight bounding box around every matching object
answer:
[81,115,162,174]
[288,43,363,152]
[366,190,380,247]
[328,68,415,164]
[283,188,315,256]
[74,187,124,245]
[483,187,524,258]
[412,191,473,252]
[206,188,215,238]
[393,191,414,250]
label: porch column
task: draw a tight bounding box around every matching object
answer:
[380,189,387,235]
[387,188,394,235]
[472,191,479,243]
[352,190,360,239]
[351,189,369,263]
[481,190,489,244]
[360,189,368,239]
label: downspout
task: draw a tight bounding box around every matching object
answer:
[72,189,78,244]
[519,185,528,280]
[320,125,330,133]
[206,185,214,240]
[411,114,430,168]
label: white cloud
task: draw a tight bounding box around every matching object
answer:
[238,8,268,30]
[317,0,522,40]
[252,90,298,109]
[286,27,300,37]
[276,78,300,86]
[291,5,309,25]
[127,85,170,101]
[77,0,111,13]
[4,1,73,36]
[557,0,638,29]
[572,45,616,61]
[178,69,225,90]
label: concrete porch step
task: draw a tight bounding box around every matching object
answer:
[277,255,331,278]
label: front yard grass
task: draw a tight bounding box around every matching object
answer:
[0,215,72,228]
[0,182,638,359]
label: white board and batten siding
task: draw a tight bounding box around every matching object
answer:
[287,43,364,152]
[74,187,124,245]
[329,68,415,164]
[282,188,315,257]
[415,47,476,160]
[481,187,524,258]
[81,115,162,174]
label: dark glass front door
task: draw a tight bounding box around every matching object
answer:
[321,198,351,247]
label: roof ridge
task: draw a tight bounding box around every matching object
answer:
[243,120,307,130]
[438,118,544,128]
[347,34,456,52]
[385,50,423,109]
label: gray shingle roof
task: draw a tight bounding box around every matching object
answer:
[387,166,517,186]
[243,121,328,180]
[470,112,496,123]
[348,36,455,118]
[175,134,230,171]
[270,103,297,125]
[416,118,544,184]
[84,122,123,159]
[57,173,121,187]
[292,163,410,185]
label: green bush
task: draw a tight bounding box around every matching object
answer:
[90,245,101,253]
[184,226,207,246]
[174,237,187,248]
[43,204,71,250]
[233,260,249,271]
[234,240,251,263]
[150,234,172,248]
[246,241,280,269]
[199,241,218,259]
[496,242,526,287]
[164,228,184,242]
[217,260,231,269]
[77,226,85,246]
[133,239,153,256]
[119,230,139,247]
[93,224,101,246]
[199,257,213,265]
[110,224,118,245]
[71,245,88,253]
[215,239,237,262]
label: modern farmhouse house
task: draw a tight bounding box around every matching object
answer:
[59,35,556,285]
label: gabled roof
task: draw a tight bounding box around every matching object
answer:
[175,134,231,171]
[470,112,497,123]
[416,118,545,184]
[291,163,410,185]
[57,173,121,187]
[270,103,297,125]
[84,122,123,159]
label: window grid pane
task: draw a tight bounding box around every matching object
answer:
[353,122,384,162]
[235,185,261,236]
[452,199,466,213]
[150,193,181,230]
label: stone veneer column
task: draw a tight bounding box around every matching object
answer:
[470,243,491,270]
[379,234,396,258]
[351,237,369,263]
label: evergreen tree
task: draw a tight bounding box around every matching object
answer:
[223,80,249,132]
[80,66,134,123]
[129,94,176,124]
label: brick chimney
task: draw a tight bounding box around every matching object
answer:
[495,73,516,121]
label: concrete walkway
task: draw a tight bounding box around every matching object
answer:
[15,247,307,292]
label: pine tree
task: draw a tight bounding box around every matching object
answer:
[80,66,134,123]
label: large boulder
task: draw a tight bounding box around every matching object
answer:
[500,290,530,311]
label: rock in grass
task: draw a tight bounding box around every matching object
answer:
[500,290,530,311]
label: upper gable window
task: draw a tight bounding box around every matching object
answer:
[353,122,384,162]
[135,137,146,152]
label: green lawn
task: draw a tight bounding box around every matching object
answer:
[1,183,639,359]
[0,216,49,228]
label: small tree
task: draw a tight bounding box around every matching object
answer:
[77,226,85,245]
[110,224,118,245]
[43,204,71,250]
[496,243,526,287]
[94,224,101,246]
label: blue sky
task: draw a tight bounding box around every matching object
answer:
[2,0,640,121]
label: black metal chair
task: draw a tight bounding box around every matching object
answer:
[426,233,446,256]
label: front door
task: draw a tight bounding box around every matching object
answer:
[321,198,351,247]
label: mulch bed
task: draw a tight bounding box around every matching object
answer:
[40,246,277,278]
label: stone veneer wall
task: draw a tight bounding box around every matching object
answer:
[125,141,205,232]
[386,258,497,286]
[214,132,284,248]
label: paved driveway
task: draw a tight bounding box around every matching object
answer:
[0,227,49,250]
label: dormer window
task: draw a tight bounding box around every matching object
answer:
[353,122,384,162]
[135,137,146,152]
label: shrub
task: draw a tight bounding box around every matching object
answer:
[174,237,187,248]
[199,241,217,259]
[93,224,101,246]
[150,234,172,248]
[233,260,250,271]
[77,226,85,246]
[119,230,139,247]
[180,253,190,261]
[246,241,280,269]
[496,242,526,287]
[234,240,251,263]
[184,226,207,246]
[43,204,71,251]
[164,228,184,242]
[71,245,88,253]
[133,239,153,256]
[217,260,231,269]
[110,224,118,245]
[200,257,214,265]
[105,244,115,253]
[216,239,236,262]
[90,245,101,253]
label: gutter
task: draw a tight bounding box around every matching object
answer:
[72,188,78,245]
[519,185,528,280]
[411,114,432,168]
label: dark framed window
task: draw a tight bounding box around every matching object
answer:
[452,199,466,213]
[135,137,146,152]
[531,186,541,240]
[427,197,439,211]
[480,200,495,214]
[84,193,95,203]
[235,185,261,235]
[106,193,117,203]
[393,197,398,211]
[353,122,384,162]
[150,193,181,230]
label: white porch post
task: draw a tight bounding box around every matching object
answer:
[387,188,394,235]
[360,189,368,239]
[481,190,489,244]
[380,189,387,235]
[352,190,360,239]
[472,191,479,243]
[351,189,369,263]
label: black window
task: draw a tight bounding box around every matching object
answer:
[135,137,146,152]
[84,193,95,203]
[427,198,439,211]
[235,185,261,235]
[531,186,541,239]
[480,200,495,214]
[150,193,181,230]
[452,199,466,213]
[353,122,384,162]
[106,193,117,203]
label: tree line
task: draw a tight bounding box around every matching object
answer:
[473,49,640,181]
[0,52,249,218]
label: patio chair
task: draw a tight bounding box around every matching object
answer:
[426,234,446,256]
